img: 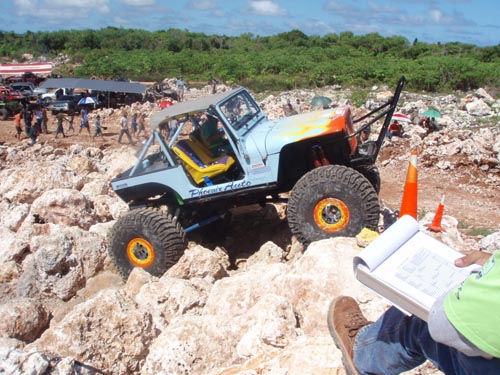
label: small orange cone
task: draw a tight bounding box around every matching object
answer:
[399,151,418,219]
[426,195,446,232]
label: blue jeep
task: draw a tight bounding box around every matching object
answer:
[108,77,406,277]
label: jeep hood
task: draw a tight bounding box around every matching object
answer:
[257,107,356,154]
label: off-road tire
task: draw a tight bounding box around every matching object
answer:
[355,164,381,194]
[0,108,8,121]
[107,208,186,278]
[287,165,380,245]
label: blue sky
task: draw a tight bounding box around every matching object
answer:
[1,0,499,47]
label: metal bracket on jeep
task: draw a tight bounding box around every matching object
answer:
[349,75,406,164]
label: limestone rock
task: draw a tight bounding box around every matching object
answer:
[244,241,286,268]
[67,155,95,175]
[0,201,29,232]
[141,315,239,375]
[135,275,211,332]
[479,231,500,253]
[27,289,156,375]
[277,238,387,335]
[0,161,85,203]
[203,262,288,318]
[166,244,229,283]
[16,226,107,301]
[29,188,96,230]
[465,98,492,116]
[235,294,298,358]
[0,298,49,343]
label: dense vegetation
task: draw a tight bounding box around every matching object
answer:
[1,27,500,93]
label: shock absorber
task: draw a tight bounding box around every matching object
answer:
[312,146,322,168]
[312,145,330,166]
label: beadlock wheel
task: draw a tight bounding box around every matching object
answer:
[107,208,186,278]
[126,237,155,267]
[313,198,350,232]
[287,165,380,245]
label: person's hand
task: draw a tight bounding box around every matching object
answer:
[455,250,492,267]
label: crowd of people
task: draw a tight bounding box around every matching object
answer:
[14,104,49,145]
[9,76,192,146]
[13,104,150,146]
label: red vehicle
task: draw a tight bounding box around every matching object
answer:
[0,86,24,101]
[0,86,25,120]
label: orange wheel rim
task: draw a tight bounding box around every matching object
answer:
[126,238,155,267]
[313,198,350,232]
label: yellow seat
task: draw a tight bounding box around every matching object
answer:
[187,135,221,164]
[172,140,235,185]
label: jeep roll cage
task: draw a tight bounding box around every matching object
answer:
[349,76,406,165]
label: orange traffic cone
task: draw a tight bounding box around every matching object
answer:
[426,195,446,232]
[399,151,418,219]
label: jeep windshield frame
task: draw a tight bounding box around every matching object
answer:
[217,90,261,131]
[149,88,242,132]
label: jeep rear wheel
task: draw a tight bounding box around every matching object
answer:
[287,165,380,244]
[108,208,186,278]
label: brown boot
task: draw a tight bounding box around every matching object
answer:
[327,296,370,375]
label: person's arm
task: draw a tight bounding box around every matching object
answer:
[428,250,494,359]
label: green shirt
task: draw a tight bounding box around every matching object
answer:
[445,251,500,358]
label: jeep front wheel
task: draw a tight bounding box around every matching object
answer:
[355,164,381,194]
[287,165,380,245]
[107,208,186,278]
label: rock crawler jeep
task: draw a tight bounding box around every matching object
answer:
[108,76,406,277]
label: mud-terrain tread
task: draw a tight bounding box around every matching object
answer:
[287,165,380,245]
[355,164,381,194]
[107,208,186,278]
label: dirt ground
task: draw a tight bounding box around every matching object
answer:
[1,113,499,242]
[378,139,500,234]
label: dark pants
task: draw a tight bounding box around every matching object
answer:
[28,127,37,145]
[354,307,500,375]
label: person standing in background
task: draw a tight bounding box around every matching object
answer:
[130,112,138,134]
[92,114,104,140]
[78,107,90,135]
[176,76,185,102]
[14,110,23,140]
[118,112,134,144]
[41,106,48,134]
[136,113,146,136]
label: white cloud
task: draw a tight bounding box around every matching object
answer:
[367,1,399,14]
[120,0,156,5]
[324,0,355,15]
[15,0,110,18]
[188,0,217,10]
[429,9,454,24]
[113,16,131,25]
[249,1,287,16]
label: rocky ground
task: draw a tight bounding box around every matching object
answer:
[0,80,499,374]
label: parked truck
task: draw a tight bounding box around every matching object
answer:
[40,87,73,104]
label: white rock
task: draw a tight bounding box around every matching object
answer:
[29,188,96,229]
[466,98,492,116]
[0,298,49,343]
[27,289,155,375]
